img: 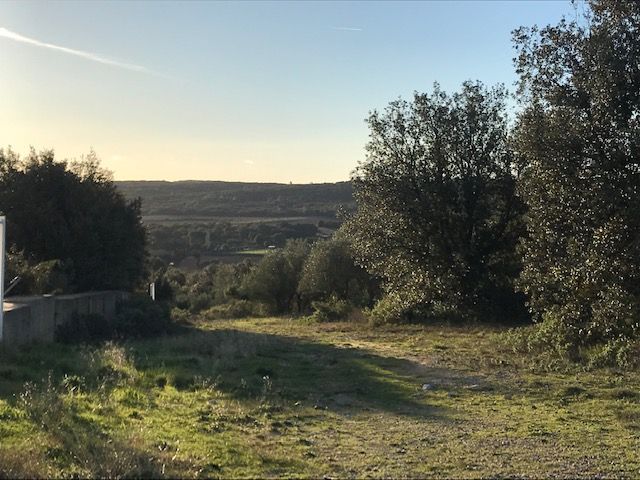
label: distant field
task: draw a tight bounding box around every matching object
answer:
[1,318,638,478]
[118,181,349,264]
[116,180,354,219]
[142,215,338,226]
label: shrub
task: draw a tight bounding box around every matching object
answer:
[586,338,636,370]
[241,239,310,313]
[55,295,172,343]
[5,249,69,295]
[298,237,375,308]
[0,148,146,292]
[202,300,267,320]
[55,312,113,344]
[187,292,213,313]
[170,307,191,324]
[366,293,411,325]
[309,295,352,323]
[113,295,172,338]
[503,320,640,370]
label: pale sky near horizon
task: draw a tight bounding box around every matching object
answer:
[1,1,578,183]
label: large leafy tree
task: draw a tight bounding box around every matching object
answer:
[241,239,310,313]
[513,0,640,354]
[298,236,375,307]
[0,148,146,293]
[343,82,525,322]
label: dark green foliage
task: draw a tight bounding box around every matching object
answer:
[159,262,254,314]
[298,236,376,307]
[0,149,146,293]
[343,82,526,323]
[113,295,172,338]
[55,313,114,344]
[55,295,171,343]
[241,239,310,314]
[202,300,266,320]
[147,221,320,262]
[513,0,640,357]
[308,295,353,323]
[5,248,69,295]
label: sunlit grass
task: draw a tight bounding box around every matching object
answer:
[0,317,639,478]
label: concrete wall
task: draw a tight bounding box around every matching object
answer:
[2,291,129,346]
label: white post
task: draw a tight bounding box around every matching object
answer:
[149,282,156,301]
[0,217,5,341]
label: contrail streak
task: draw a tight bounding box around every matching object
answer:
[0,26,154,74]
[330,26,363,32]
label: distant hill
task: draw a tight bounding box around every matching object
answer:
[116,180,355,219]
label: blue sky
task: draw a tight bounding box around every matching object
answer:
[0,1,577,182]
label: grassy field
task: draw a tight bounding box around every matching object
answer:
[1,317,639,478]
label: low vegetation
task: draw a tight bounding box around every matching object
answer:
[1,317,639,478]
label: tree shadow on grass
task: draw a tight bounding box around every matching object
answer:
[132,326,471,420]
[0,325,504,476]
[0,324,492,420]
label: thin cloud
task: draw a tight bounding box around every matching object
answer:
[330,26,363,32]
[243,159,255,166]
[0,26,155,75]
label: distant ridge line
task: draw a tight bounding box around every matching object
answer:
[116,180,355,218]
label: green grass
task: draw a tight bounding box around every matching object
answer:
[1,318,639,478]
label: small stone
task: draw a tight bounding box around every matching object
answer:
[422,383,435,391]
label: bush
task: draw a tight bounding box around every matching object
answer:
[170,307,191,324]
[366,293,411,325]
[188,292,213,313]
[5,249,69,295]
[298,237,375,308]
[55,313,114,344]
[503,320,640,370]
[342,82,525,323]
[201,300,267,320]
[55,295,172,343]
[309,296,352,323]
[113,295,172,338]
[241,239,310,313]
[586,338,637,369]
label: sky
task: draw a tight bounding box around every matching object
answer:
[0,1,579,183]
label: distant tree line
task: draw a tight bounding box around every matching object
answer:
[148,221,322,262]
[153,236,377,322]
